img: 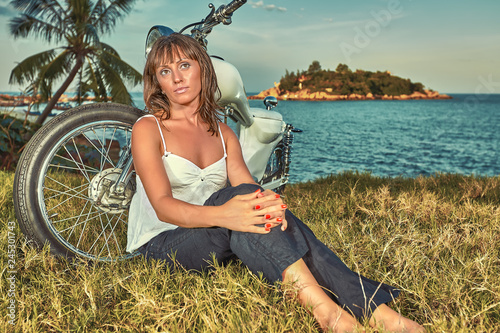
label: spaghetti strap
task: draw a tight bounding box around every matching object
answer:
[139,115,167,156]
[218,125,227,157]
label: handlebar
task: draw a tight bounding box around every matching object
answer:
[222,0,247,18]
[182,0,247,49]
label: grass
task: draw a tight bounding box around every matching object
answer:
[1,170,499,332]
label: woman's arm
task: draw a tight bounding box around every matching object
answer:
[221,123,288,230]
[132,118,284,233]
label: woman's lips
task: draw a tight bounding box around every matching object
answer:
[174,87,188,94]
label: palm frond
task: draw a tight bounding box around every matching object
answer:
[67,0,92,26]
[89,0,106,21]
[74,65,95,104]
[92,0,136,35]
[80,58,108,102]
[100,41,119,56]
[24,50,75,100]
[36,77,53,101]
[37,49,74,83]
[9,49,57,85]
[98,57,134,105]
[10,13,64,42]
[9,0,35,11]
[83,23,100,46]
[101,43,142,86]
[23,0,65,26]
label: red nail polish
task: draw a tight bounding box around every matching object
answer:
[254,189,261,193]
[277,218,282,222]
[265,227,270,232]
[265,223,272,228]
[275,194,280,199]
[255,205,261,210]
[265,214,271,219]
[281,205,287,209]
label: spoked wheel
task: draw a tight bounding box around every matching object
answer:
[14,103,144,261]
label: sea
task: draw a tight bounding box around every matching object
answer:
[3,91,499,184]
[247,94,500,184]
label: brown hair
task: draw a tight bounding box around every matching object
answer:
[143,33,222,135]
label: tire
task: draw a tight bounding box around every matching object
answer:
[13,103,144,261]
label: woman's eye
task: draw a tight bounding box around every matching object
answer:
[160,69,170,76]
[180,62,190,70]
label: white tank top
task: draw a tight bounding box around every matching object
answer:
[126,115,227,252]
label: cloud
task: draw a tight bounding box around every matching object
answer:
[249,1,286,12]
[250,0,264,8]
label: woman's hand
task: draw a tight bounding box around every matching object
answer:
[260,189,288,231]
[218,189,287,233]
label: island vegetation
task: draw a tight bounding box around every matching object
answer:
[250,61,451,101]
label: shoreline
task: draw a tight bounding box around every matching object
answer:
[0,93,103,108]
[249,88,452,101]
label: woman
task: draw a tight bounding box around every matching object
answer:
[127,33,423,332]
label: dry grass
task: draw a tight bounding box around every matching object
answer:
[1,170,499,332]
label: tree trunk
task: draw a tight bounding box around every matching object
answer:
[36,56,84,125]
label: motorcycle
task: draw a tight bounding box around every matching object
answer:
[13,0,300,261]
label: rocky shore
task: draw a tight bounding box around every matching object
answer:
[249,87,452,101]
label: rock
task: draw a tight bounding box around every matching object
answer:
[248,87,280,99]
[410,91,427,99]
[425,89,439,98]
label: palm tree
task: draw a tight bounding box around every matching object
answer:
[9,0,142,125]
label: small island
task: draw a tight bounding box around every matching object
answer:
[249,62,451,101]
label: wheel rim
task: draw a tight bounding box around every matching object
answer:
[38,119,139,261]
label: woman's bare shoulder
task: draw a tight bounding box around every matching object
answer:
[133,115,160,134]
[219,122,237,138]
[132,116,164,147]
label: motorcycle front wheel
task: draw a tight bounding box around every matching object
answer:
[14,103,144,261]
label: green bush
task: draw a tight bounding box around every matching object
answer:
[0,113,40,170]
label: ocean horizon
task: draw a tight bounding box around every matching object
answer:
[3,91,499,183]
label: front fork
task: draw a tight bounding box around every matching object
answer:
[280,123,303,184]
[89,145,136,213]
[259,123,301,192]
[113,145,135,194]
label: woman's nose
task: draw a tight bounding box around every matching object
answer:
[172,70,183,83]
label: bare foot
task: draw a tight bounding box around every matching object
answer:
[282,259,364,332]
[314,302,362,333]
[370,304,425,332]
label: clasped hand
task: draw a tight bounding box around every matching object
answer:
[220,189,288,233]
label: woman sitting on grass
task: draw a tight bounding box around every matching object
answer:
[126,32,424,333]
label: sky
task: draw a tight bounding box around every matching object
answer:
[1,0,500,94]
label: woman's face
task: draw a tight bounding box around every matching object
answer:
[155,52,202,111]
